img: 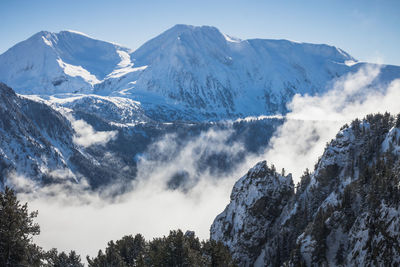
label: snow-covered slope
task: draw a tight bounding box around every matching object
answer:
[0,83,285,189]
[38,94,151,125]
[0,30,131,94]
[0,82,77,180]
[98,24,357,118]
[0,83,138,187]
[2,25,400,121]
[211,113,400,266]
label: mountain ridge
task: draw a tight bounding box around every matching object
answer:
[3,25,399,121]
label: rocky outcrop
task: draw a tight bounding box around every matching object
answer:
[211,113,400,266]
[211,161,294,266]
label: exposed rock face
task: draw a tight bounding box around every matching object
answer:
[211,113,400,266]
[211,161,294,266]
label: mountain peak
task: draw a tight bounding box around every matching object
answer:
[168,24,220,33]
[153,24,227,44]
[32,30,52,37]
[59,29,91,37]
[27,30,123,49]
[168,24,196,32]
[131,24,231,65]
[31,29,90,38]
[20,30,95,51]
[0,30,130,94]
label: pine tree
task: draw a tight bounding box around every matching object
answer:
[201,239,237,267]
[87,241,128,267]
[396,113,400,128]
[335,243,345,265]
[45,248,84,267]
[115,234,146,266]
[87,229,236,267]
[0,187,41,267]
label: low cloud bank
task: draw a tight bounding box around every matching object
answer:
[11,128,252,259]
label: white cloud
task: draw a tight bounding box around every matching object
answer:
[262,64,400,181]
[47,168,77,180]
[11,127,252,259]
[70,116,117,147]
[134,128,246,189]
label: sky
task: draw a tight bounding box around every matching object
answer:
[1,0,400,65]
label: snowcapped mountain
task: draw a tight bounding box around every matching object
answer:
[2,25,400,121]
[107,24,356,116]
[0,30,131,95]
[211,113,400,266]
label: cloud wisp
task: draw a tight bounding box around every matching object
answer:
[263,64,400,181]
[69,116,117,147]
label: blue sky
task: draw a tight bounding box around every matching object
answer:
[1,0,399,65]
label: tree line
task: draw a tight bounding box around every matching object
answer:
[0,187,236,267]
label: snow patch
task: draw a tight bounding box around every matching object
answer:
[56,58,100,85]
[223,33,241,43]
[41,36,53,47]
[116,50,133,68]
[64,29,91,38]
[345,60,358,66]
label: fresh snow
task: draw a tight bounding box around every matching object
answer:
[1,24,400,122]
[56,58,100,85]
[222,33,241,43]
